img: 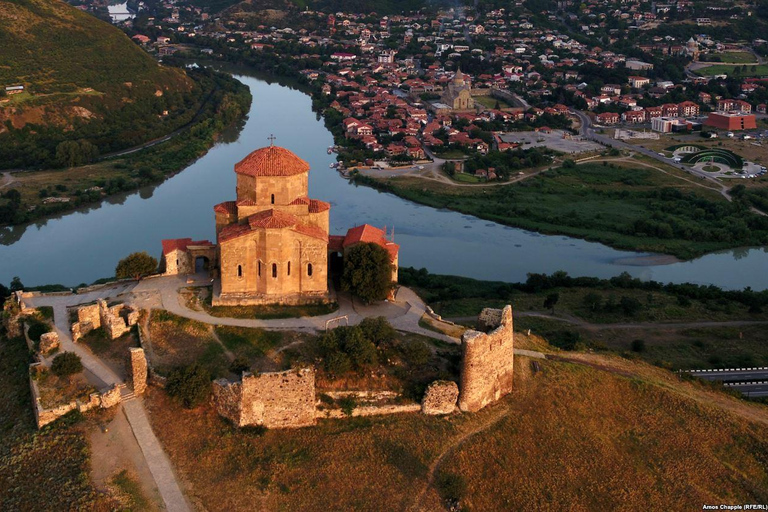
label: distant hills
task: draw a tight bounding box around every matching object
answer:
[0,0,201,168]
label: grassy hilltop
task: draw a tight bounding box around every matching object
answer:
[0,0,200,168]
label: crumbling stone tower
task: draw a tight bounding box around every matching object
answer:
[458,305,514,412]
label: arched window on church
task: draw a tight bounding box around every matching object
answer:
[258,261,261,277]
[272,263,277,279]
[287,261,291,276]
[271,194,275,204]
[307,263,313,277]
[237,265,242,278]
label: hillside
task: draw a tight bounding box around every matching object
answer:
[0,0,200,168]
[144,335,768,510]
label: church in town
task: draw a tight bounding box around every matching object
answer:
[440,68,474,111]
[160,139,399,305]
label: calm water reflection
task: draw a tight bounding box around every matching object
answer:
[1,74,767,289]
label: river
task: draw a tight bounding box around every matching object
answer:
[1,73,768,289]
[107,2,134,22]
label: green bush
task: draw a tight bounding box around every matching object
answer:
[27,321,49,342]
[359,316,397,346]
[401,339,430,366]
[319,325,378,372]
[166,363,211,408]
[324,351,352,377]
[337,396,356,416]
[51,352,83,378]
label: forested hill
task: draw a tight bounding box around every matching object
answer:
[0,0,200,168]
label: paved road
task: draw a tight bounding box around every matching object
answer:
[689,368,768,381]
[724,381,768,397]
[0,171,17,189]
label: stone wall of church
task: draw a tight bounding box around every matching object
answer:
[219,229,328,300]
[236,173,308,207]
[163,249,193,276]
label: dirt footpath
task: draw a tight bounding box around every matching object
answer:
[89,406,164,511]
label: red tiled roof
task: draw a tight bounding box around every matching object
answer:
[213,201,237,215]
[218,223,252,243]
[289,196,311,205]
[294,223,329,242]
[234,145,310,177]
[309,199,331,213]
[342,224,399,260]
[161,238,214,255]
[219,210,328,243]
[247,209,298,229]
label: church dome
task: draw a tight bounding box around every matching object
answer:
[234,145,310,177]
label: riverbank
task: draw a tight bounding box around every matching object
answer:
[0,69,251,227]
[353,160,768,260]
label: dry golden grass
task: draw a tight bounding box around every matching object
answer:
[147,310,227,377]
[419,314,467,338]
[146,349,768,511]
[436,356,768,510]
[35,370,94,409]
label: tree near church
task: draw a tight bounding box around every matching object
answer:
[341,243,394,304]
[115,252,158,281]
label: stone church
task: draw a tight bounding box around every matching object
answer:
[161,142,399,306]
[441,68,474,111]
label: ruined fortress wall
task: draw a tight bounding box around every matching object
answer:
[129,348,148,395]
[212,368,317,429]
[72,301,138,341]
[77,303,101,328]
[241,368,316,428]
[458,305,514,413]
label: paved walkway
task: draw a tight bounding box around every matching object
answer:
[129,274,461,344]
[123,399,191,512]
[22,276,547,511]
[25,288,191,512]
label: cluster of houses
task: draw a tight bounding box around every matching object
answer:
[91,0,768,163]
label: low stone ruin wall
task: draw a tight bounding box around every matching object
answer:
[71,300,139,342]
[318,403,422,419]
[209,304,517,429]
[422,380,459,415]
[29,363,122,429]
[3,292,32,339]
[213,368,317,429]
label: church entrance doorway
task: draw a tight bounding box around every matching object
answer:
[195,256,210,273]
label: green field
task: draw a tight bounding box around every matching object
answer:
[696,64,768,77]
[357,162,768,259]
[703,51,759,63]
[450,172,483,183]
[473,95,513,109]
